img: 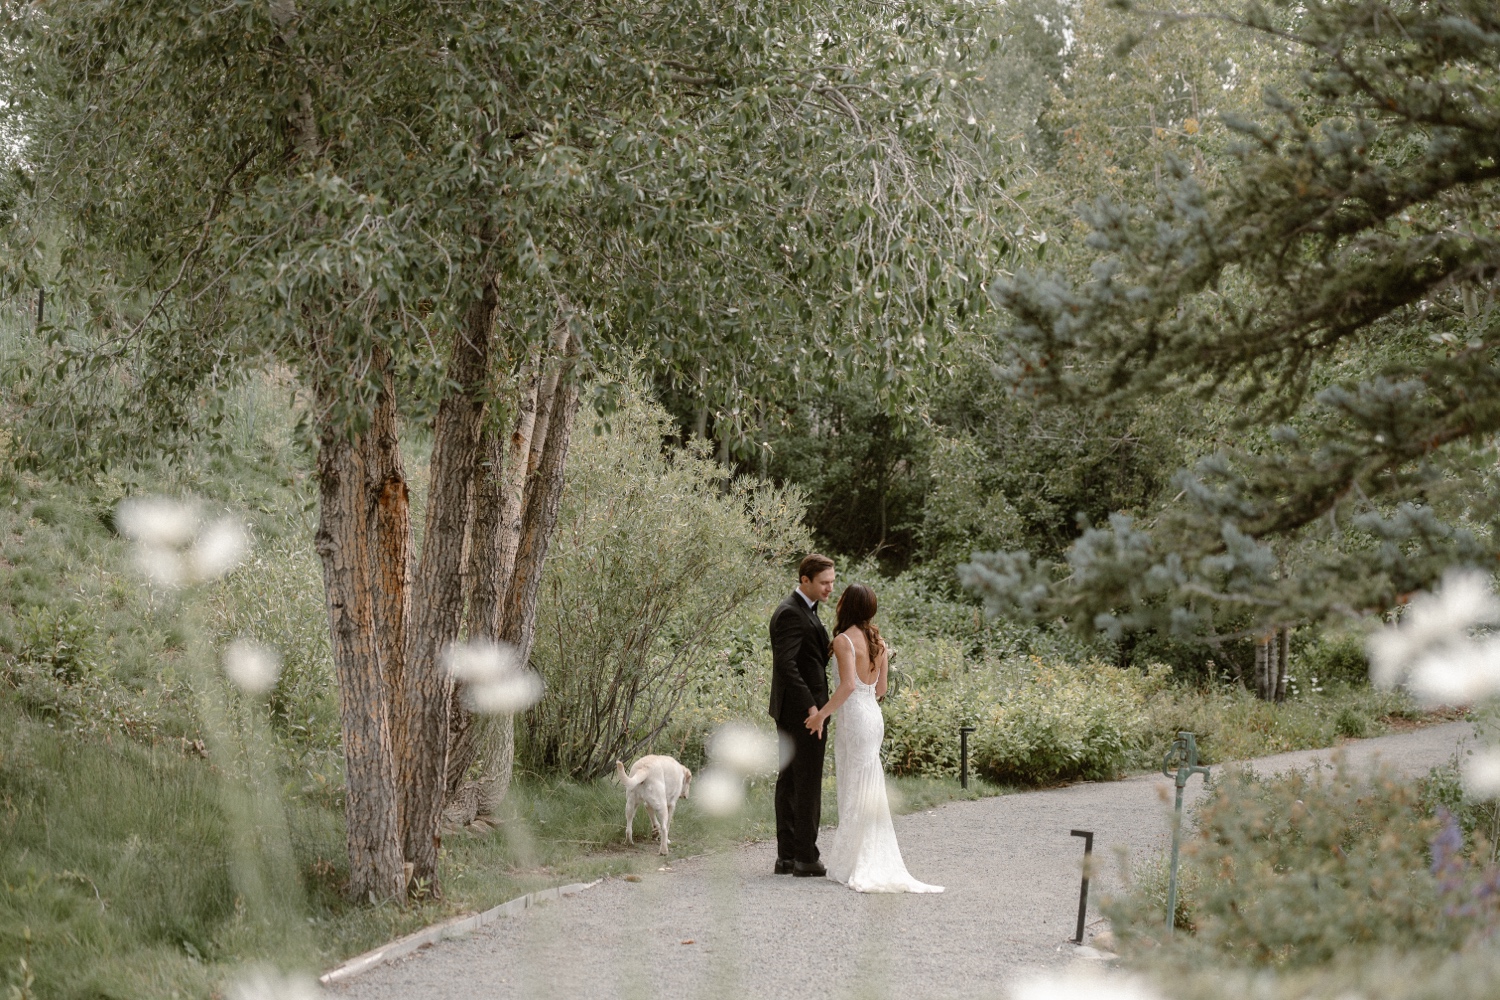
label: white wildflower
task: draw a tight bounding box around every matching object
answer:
[1464,748,1500,799]
[1368,570,1500,702]
[692,766,745,817]
[444,640,544,715]
[191,517,249,580]
[134,545,186,589]
[116,496,198,550]
[226,967,322,1000]
[115,496,251,587]
[1406,641,1500,705]
[224,640,282,695]
[1010,969,1165,1000]
[707,722,783,776]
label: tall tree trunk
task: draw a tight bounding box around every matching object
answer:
[396,283,496,891]
[1254,635,1270,700]
[444,348,542,805]
[313,386,404,903]
[1275,627,1291,703]
[500,329,581,670]
[366,344,411,722]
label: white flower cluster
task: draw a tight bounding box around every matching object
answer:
[1010,969,1164,1000]
[443,639,544,715]
[224,639,282,695]
[226,967,321,1000]
[695,722,790,817]
[1368,570,1500,798]
[1367,570,1500,705]
[115,495,248,588]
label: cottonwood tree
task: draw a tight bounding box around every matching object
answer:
[965,0,1500,666]
[1,1,1004,899]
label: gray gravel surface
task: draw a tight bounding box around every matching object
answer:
[331,722,1470,1000]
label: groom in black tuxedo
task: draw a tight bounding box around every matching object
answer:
[769,553,835,877]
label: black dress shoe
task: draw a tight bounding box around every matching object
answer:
[773,858,795,875]
[792,860,827,878]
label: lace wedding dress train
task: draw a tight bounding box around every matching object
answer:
[825,662,944,894]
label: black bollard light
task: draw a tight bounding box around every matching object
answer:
[1070,829,1094,944]
[959,725,975,789]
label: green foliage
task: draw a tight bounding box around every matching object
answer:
[759,385,932,572]
[0,699,299,999]
[884,658,1163,784]
[521,382,809,777]
[2,0,1010,470]
[1153,951,1500,1000]
[1140,682,1417,764]
[1107,762,1458,967]
[971,0,1500,639]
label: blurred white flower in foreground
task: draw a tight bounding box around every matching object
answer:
[1010,969,1164,1000]
[116,496,197,550]
[444,640,543,715]
[116,496,248,587]
[192,517,249,580]
[226,967,322,1000]
[707,721,785,776]
[224,640,282,695]
[693,766,745,817]
[1368,570,1500,705]
[1464,748,1500,799]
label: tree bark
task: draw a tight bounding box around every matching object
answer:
[1275,627,1291,703]
[1254,635,1270,701]
[366,345,411,722]
[395,282,495,891]
[444,348,542,804]
[313,387,404,903]
[500,328,581,670]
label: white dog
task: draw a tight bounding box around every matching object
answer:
[616,754,692,856]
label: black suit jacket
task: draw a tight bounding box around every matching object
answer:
[768,590,830,724]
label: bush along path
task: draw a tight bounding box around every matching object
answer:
[328,721,1470,1000]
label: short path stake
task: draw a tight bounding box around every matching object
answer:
[1161,731,1211,938]
[1069,829,1093,944]
[959,726,974,789]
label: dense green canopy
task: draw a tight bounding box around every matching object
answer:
[966,0,1500,641]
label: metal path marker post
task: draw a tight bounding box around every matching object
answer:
[959,726,974,789]
[1069,829,1094,944]
[1161,731,1211,938]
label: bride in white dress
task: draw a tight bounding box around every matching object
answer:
[806,584,943,894]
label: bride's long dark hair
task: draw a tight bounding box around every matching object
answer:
[833,584,885,665]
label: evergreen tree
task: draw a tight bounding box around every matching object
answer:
[965,0,1500,651]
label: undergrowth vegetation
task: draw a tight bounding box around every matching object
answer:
[1105,725,1500,999]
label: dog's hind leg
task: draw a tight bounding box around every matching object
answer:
[625,796,636,846]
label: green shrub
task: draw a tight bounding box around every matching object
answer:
[1297,630,1374,688]
[1106,760,1459,967]
[521,382,809,778]
[1335,704,1371,739]
[883,658,1164,784]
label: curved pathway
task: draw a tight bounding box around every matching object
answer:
[332,722,1469,1000]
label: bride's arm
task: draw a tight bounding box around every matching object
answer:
[875,646,889,700]
[807,634,858,737]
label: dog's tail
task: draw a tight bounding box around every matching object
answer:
[615,760,645,790]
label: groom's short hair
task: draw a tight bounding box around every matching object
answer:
[798,553,834,582]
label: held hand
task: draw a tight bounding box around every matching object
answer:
[805,705,825,739]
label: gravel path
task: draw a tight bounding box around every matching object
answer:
[332,722,1470,1000]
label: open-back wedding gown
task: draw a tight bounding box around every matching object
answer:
[825,635,944,893]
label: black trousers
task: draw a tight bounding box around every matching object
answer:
[774,713,828,863]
